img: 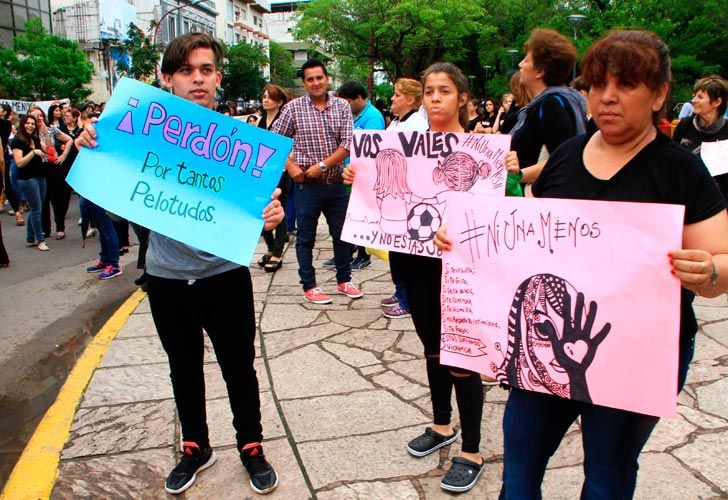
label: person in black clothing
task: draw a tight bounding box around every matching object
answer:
[437,28,728,499]
[257,84,290,272]
[0,104,24,226]
[474,97,498,133]
[511,29,587,187]
[673,75,728,203]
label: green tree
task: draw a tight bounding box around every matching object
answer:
[294,0,490,80]
[115,22,161,85]
[0,18,93,101]
[220,42,267,101]
[269,41,297,87]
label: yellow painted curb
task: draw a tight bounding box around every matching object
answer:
[1,289,147,500]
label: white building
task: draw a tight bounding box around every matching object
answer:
[52,0,218,102]
[215,0,271,78]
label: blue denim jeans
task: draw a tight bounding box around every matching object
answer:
[294,182,350,290]
[17,177,46,243]
[499,335,696,499]
[82,198,120,267]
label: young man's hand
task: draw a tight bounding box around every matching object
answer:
[262,188,284,231]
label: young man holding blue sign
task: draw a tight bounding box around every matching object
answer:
[76,33,283,495]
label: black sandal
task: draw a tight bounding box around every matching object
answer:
[406,427,458,457]
[440,456,484,493]
[257,252,273,268]
[264,256,283,273]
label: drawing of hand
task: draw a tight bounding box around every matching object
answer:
[534,291,610,380]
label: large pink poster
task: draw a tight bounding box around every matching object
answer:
[440,196,684,417]
[342,130,510,257]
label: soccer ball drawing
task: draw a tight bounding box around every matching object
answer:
[407,203,442,241]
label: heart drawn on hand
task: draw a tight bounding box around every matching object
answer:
[563,340,589,364]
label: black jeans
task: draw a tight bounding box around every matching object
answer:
[41,163,70,234]
[262,173,290,257]
[398,252,484,453]
[147,267,263,449]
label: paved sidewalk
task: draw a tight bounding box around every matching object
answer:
[43,228,728,499]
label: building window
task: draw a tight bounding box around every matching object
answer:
[183,20,189,33]
[168,16,176,39]
[253,15,258,26]
[234,8,240,22]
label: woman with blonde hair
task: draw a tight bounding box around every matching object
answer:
[388,78,429,131]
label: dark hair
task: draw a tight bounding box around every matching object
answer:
[337,81,367,100]
[47,104,61,124]
[483,97,498,115]
[524,29,576,87]
[216,103,230,113]
[694,75,728,116]
[571,75,589,93]
[263,83,289,105]
[581,29,671,123]
[300,59,328,79]
[421,62,470,130]
[15,114,40,146]
[0,103,10,118]
[161,32,224,75]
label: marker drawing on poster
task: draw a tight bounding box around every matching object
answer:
[440,196,684,417]
[66,77,292,266]
[342,131,510,257]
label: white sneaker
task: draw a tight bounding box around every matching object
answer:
[37,242,50,251]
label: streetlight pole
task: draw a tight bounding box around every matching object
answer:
[567,14,587,82]
[484,65,493,97]
[153,0,206,47]
[507,49,519,72]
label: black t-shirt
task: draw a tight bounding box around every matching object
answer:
[467,116,481,133]
[533,130,726,342]
[480,114,497,129]
[673,116,728,201]
[499,104,520,134]
[10,137,45,180]
[0,119,10,152]
[511,94,576,168]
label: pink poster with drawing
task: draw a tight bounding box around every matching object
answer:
[342,130,509,257]
[440,196,684,417]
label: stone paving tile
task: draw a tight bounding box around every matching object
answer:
[134,298,152,314]
[643,413,696,452]
[185,438,310,500]
[297,425,441,490]
[672,430,728,491]
[329,328,401,352]
[685,359,728,385]
[387,359,428,387]
[206,392,285,448]
[62,400,176,459]
[318,479,420,499]
[693,332,728,361]
[260,304,321,333]
[702,320,728,346]
[634,453,716,499]
[270,344,374,400]
[696,377,728,419]
[81,363,172,407]
[282,390,428,442]
[693,305,728,322]
[371,370,430,401]
[322,341,380,367]
[52,448,172,499]
[677,404,728,429]
[327,308,385,328]
[263,322,351,359]
[114,311,155,338]
[99,335,166,367]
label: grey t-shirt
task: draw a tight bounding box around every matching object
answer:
[145,231,240,280]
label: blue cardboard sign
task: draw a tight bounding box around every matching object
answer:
[67,77,292,266]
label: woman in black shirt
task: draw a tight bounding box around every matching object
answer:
[257,84,290,271]
[11,115,49,250]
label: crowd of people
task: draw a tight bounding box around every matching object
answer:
[2,25,728,499]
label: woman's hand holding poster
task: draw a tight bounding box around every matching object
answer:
[440,195,684,417]
[341,130,510,257]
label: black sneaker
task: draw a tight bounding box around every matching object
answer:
[240,443,278,494]
[164,442,216,495]
[322,258,336,269]
[350,255,371,270]
[406,427,458,457]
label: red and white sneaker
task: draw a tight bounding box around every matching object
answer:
[303,287,332,304]
[337,281,363,299]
